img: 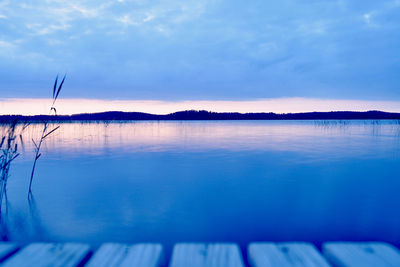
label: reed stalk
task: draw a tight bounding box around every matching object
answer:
[28,75,65,194]
[0,121,22,210]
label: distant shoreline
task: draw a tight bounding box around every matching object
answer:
[1,110,400,122]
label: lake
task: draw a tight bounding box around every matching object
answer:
[1,120,400,250]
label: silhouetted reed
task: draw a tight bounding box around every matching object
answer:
[0,121,28,211]
[29,75,65,194]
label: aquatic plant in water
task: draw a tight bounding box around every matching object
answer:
[29,75,65,194]
[0,121,25,210]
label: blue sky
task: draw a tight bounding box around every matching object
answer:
[0,0,399,102]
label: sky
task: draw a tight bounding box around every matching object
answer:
[0,0,399,114]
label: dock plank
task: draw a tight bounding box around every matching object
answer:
[86,243,163,267]
[248,242,331,267]
[1,243,90,267]
[170,243,244,267]
[323,242,400,267]
[0,243,18,262]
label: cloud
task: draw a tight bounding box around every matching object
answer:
[116,12,155,26]
[143,14,155,22]
[0,40,15,49]
[116,14,137,26]
[69,4,99,17]
[0,40,18,57]
[364,13,371,23]
[26,22,71,36]
[0,0,399,101]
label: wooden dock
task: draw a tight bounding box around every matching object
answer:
[0,241,399,266]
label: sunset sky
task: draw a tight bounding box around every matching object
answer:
[0,0,399,114]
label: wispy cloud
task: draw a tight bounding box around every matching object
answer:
[116,14,137,26]
[0,40,15,49]
[0,40,18,58]
[26,22,71,36]
[116,12,155,26]
[0,0,399,101]
[363,13,372,24]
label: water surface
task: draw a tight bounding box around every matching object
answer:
[1,120,400,249]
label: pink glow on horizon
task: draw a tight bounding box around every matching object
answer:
[1,98,400,115]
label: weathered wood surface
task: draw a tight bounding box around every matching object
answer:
[170,243,245,267]
[323,242,400,267]
[0,243,18,262]
[248,242,331,267]
[0,241,399,266]
[86,243,163,267]
[1,243,90,267]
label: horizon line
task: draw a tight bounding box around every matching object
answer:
[1,109,399,117]
[1,97,400,115]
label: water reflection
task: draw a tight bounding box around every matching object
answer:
[0,121,399,246]
[0,192,48,243]
[27,193,47,242]
[0,192,9,241]
[3,120,399,158]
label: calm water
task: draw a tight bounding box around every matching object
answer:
[1,120,400,249]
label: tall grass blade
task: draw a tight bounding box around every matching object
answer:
[29,75,66,193]
[53,75,58,99]
[55,75,65,101]
[22,123,31,131]
[43,126,60,139]
[0,121,24,211]
[11,154,19,162]
[32,139,38,150]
